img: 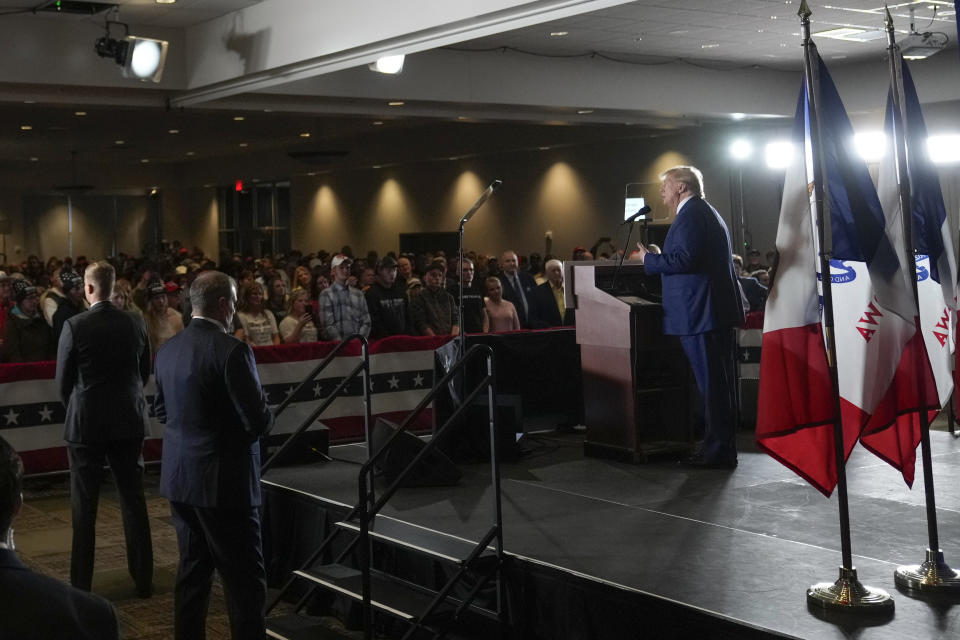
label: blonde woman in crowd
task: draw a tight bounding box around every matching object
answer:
[144,280,184,354]
[279,289,318,344]
[235,281,280,346]
[483,276,520,333]
[110,280,140,313]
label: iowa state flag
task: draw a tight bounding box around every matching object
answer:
[858,58,955,484]
[757,49,911,497]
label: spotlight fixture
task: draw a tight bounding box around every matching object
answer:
[729,139,753,161]
[368,54,405,74]
[95,20,169,82]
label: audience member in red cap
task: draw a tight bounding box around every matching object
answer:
[144,279,184,354]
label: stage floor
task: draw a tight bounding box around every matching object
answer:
[263,429,960,639]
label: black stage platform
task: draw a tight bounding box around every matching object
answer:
[262,430,960,639]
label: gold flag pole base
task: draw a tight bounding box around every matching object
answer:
[895,549,960,594]
[807,567,895,612]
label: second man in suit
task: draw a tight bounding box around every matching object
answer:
[154,270,274,640]
[56,260,154,596]
[498,250,537,329]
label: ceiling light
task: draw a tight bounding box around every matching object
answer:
[115,140,125,145]
[75,111,86,116]
[815,27,885,42]
[731,113,746,120]
[95,23,169,83]
[928,134,960,164]
[140,158,149,164]
[29,157,38,162]
[765,140,794,169]
[300,132,311,138]
[156,0,176,4]
[388,101,404,106]
[577,109,594,115]
[550,31,568,37]
[730,139,753,161]
[239,143,248,147]
[372,121,384,126]
[168,129,179,134]
[368,54,405,74]
[854,132,886,162]
[186,151,195,156]
[538,146,551,151]
[20,125,32,131]
[233,116,245,121]
[701,44,720,49]
[23,100,34,104]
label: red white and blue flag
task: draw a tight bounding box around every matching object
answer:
[858,57,956,484]
[757,48,913,496]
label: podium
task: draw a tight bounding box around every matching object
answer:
[566,261,694,463]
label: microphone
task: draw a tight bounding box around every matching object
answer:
[460,179,502,225]
[622,205,652,225]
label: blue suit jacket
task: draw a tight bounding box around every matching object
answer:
[643,197,744,335]
[155,318,273,509]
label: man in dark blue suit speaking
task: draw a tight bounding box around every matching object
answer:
[154,271,273,640]
[636,166,744,468]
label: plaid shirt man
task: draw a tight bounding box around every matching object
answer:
[318,281,371,340]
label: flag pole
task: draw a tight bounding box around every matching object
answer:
[800,0,894,612]
[884,6,960,594]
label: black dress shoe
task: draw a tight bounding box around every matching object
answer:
[679,454,738,470]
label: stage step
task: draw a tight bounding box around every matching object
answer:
[265,613,345,640]
[335,516,497,565]
[295,563,453,623]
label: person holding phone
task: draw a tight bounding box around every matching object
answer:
[279,289,318,343]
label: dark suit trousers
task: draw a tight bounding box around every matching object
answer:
[170,501,266,640]
[67,440,153,592]
[680,328,738,463]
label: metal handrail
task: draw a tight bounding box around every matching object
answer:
[356,343,503,640]
[261,334,371,474]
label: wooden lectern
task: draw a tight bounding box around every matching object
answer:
[566,261,693,463]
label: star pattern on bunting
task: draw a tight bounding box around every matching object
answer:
[388,375,400,389]
[37,406,53,422]
[4,408,19,426]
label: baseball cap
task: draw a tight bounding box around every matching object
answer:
[331,254,353,269]
[12,279,37,303]
[60,270,84,292]
[424,259,446,274]
[406,277,422,290]
[376,256,398,270]
[147,279,166,298]
[164,281,180,294]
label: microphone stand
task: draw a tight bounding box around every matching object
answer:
[458,180,501,355]
[612,209,648,293]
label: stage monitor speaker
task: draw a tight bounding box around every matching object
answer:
[262,426,329,466]
[372,418,461,487]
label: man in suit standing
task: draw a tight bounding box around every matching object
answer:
[0,435,120,639]
[635,166,744,468]
[530,259,575,328]
[498,250,537,328]
[154,270,273,640]
[56,260,153,595]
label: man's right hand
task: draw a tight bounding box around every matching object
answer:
[635,242,648,265]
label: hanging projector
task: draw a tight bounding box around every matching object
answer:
[95,21,169,82]
[899,31,947,60]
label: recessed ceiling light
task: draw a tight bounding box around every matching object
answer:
[29,157,38,162]
[701,44,720,49]
[299,132,311,138]
[550,31,568,37]
[538,146,550,150]
[731,113,747,120]
[263,108,273,113]
[74,111,86,116]
[140,158,149,164]
[203,184,213,188]
[233,116,245,121]
[186,151,195,156]
[251,178,260,183]
[19,125,31,131]
[239,143,248,147]
[372,121,384,125]
[168,129,179,134]
[307,172,318,176]
[577,109,594,115]
[115,140,125,145]
[372,165,382,169]
[388,101,404,106]
[669,30,689,35]
[156,0,176,4]
[457,116,471,121]
[23,100,34,104]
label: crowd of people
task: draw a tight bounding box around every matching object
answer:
[0,243,588,363]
